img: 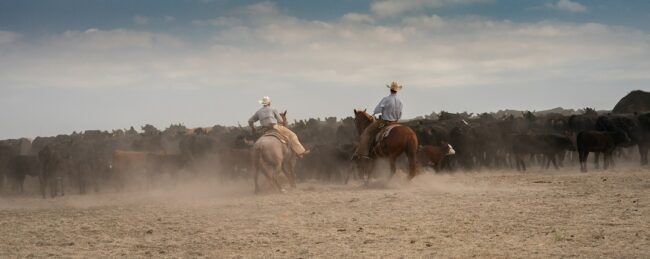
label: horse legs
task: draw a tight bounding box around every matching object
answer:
[388,158,397,181]
[594,152,600,169]
[360,160,375,186]
[259,160,284,193]
[282,159,297,189]
[254,166,260,194]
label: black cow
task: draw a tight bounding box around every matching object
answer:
[6,155,41,193]
[577,130,631,172]
[38,145,67,198]
[596,114,647,166]
[512,134,575,172]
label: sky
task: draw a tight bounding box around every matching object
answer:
[1,0,650,139]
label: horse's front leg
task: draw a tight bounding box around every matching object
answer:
[362,159,375,186]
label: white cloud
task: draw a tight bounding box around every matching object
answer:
[341,13,376,24]
[2,2,649,92]
[371,0,493,17]
[133,15,150,25]
[0,31,19,45]
[547,0,587,13]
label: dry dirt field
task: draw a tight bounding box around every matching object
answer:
[1,167,649,258]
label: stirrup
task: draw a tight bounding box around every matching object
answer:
[297,150,310,158]
[351,154,370,161]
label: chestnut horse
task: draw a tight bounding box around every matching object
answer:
[353,109,419,185]
[251,111,297,193]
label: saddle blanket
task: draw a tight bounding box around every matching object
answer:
[263,130,288,144]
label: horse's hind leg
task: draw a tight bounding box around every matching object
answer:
[254,166,260,194]
[387,157,398,181]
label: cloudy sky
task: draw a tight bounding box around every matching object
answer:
[1,0,649,139]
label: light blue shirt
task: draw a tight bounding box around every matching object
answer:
[373,94,403,121]
[249,106,283,127]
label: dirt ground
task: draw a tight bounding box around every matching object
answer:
[1,167,649,258]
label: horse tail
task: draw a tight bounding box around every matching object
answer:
[405,128,419,179]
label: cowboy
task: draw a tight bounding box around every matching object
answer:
[248,96,310,157]
[354,81,404,159]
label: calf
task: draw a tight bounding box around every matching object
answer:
[418,143,456,172]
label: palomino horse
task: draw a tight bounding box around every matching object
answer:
[251,111,298,193]
[353,109,419,185]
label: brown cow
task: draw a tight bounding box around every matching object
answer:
[418,143,456,172]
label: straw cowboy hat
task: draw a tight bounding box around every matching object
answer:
[259,96,271,105]
[386,81,403,92]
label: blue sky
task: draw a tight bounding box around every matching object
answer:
[1,0,650,139]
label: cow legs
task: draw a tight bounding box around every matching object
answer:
[551,156,559,170]
[39,174,47,199]
[545,153,559,170]
[515,155,526,172]
[579,151,589,172]
[639,144,648,166]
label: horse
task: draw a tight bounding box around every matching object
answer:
[251,111,297,193]
[353,109,419,185]
[577,130,630,172]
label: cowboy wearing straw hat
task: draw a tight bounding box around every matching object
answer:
[248,96,309,157]
[354,81,404,159]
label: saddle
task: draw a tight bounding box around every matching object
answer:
[374,122,401,143]
[261,129,288,144]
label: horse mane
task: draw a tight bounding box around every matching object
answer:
[355,110,375,122]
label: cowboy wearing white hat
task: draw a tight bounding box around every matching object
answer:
[248,96,309,157]
[354,81,404,159]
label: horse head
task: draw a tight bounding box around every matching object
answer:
[353,109,375,135]
[279,110,288,126]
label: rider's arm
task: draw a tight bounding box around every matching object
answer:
[372,97,387,116]
[248,112,259,132]
[397,99,403,120]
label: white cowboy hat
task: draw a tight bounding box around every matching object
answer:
[386,81,403,91]
[258,96,271,105]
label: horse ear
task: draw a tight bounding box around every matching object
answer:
[354,109,357,113]
[283,110,287,115]
[363,109,367,113]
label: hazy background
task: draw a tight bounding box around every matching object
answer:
[1,0,649,139]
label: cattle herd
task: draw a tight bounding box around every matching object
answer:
[1,105,649,198]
